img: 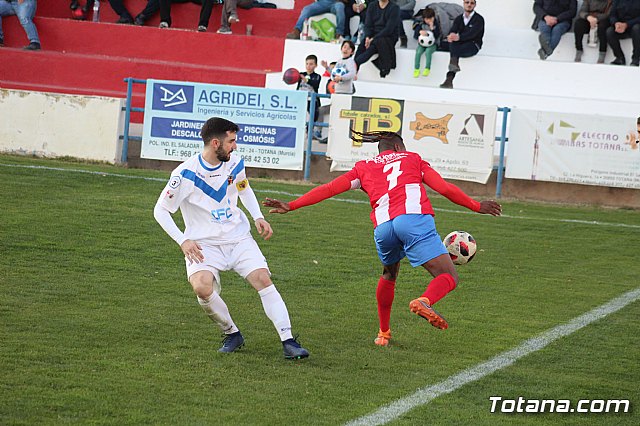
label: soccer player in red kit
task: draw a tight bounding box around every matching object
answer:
[263,130,501,346]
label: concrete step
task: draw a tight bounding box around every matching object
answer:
[2,16,286,67]
[278,36,639,103]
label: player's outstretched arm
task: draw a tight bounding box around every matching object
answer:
[263,174,352,214]
[422,163,501,214]
[478,200,502,216]
[263,198,291,214]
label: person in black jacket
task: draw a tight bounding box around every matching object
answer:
[354,0,400,78]
[439,0,484,89]
[296,54,322,137]
[534,0,577,60]
[606,0,640,65]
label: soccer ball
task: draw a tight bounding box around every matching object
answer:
[443,231,477,265]
[418,31,436,48]
[282,67,301,85]
[326,80,336,94]
[331,65,348,81]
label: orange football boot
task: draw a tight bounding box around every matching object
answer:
[374,329,392,346]
[409,297,449,330]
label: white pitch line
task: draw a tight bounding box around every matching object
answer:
[3,163,640,229]
[345,287,640,426]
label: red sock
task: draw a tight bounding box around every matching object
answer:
[376,277,395,332]
[422,273,457,305]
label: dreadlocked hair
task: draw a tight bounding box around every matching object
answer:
[350,129,403,144]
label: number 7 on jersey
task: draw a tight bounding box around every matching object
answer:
[383,161,403,190]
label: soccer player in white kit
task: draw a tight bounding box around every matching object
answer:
[153,117,309,359]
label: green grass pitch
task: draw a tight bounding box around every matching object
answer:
[1,155,638,425]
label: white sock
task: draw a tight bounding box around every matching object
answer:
[197,292,239,334]
[258,285,293,341]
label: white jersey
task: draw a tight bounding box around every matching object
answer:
[155,152,263,245]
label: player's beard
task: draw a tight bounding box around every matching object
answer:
[216,145,232,162]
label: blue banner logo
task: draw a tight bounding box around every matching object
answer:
[152,83,194,112]
[151,117,204,140]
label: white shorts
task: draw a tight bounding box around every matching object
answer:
[185,237,270,293]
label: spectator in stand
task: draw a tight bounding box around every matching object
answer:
[322,60,337,90]
[286,0,346,41]
[343,0,367,43]
[159,0,215,32]
[326,40,357,93]
[315,60,338,144]
[355,0,400,78]
[106,0,160,25]
[534,0,577,60]
[413,2,462,52]
[413,7,439,77]
[296,54,323,138]
[606,0,640,66]
[0,0,41,50]
[391,0,415,48]
[439,0,484,89]
[317,40,356,142]
[574,0,611,63]
[217,0,239,34]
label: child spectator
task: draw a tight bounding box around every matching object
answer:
[0,0,41,50]
[316,40,357,143]
[413,7,439,77]
[296,54,323,139]
[322,39,356,94]
[322,61,337,93]
[312,61,337,143]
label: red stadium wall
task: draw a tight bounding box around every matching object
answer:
[0,0,311,121]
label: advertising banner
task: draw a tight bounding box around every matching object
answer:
[141,79,308,170]
[327,95,497,183]
[506,109,640,189]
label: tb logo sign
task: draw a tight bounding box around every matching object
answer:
[339,97,404,146]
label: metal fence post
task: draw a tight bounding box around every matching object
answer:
[303,91,318,181]
[495,107,511,199]
[121,77,134,164]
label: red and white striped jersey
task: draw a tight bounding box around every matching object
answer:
[343,151,435,226]
[288,150,480,227]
